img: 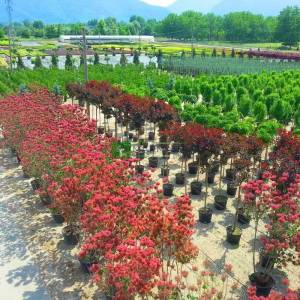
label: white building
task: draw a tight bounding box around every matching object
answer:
[59,35,155,44]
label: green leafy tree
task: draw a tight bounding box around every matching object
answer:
[270,99,292,124]
[94,52,99,65]
[133,51,140,65]
[212,90,221,106]
[34,56,42,69]
[276,6,300,47]
[265,93,280,112]
[17,55,25,69]
[238,94,252,116]
[65,53,73,69]
[51,54,58,68]
[253,101,267,122]
[231,48,236,57]
[120,52,127,66]
[223,94,236,112]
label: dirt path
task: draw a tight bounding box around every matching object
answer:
[0,148,50,300]
[0,147,101,300]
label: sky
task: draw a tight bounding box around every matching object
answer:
[141,0,176,7]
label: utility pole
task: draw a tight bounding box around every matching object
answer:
[5,0,14,71]
[82,27,89,83]
[81,27,90,117]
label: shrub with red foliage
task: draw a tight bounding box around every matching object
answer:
[247,286,300,300]
[0,88,198,299]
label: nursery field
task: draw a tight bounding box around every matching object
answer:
[1,65,300,138]
[162,56,300,75]
[0,63,300,300]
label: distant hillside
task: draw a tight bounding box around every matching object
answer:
[169,0,300,15]
[211,0,300,15]
[0,0,169,23]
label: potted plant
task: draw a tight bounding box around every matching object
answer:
[163,177,174,197]
[226,157,252,246]
[242,173,276,297]
[214,149,229,210]
[49,207,65,224]
[161,149,170,177]
[78,251,100,274]
[196,127,224,223]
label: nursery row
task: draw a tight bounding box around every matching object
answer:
[0,87,299,299]
[161,56,300,75]
[0,65,300,138]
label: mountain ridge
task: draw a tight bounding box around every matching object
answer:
[0,0,169,23]
[170,0,300,15]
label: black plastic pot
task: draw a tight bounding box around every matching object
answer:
[175,173,185,185]
[40,194,52,205]
[97,127,105,134]
[211,161,220,174]
[171,143,180,153]
[149,144,155,152]
[199,208,213,224]
[249,272,275,297]
[159,135,167,143]
[135,165,145,174]
[260,254,275,270]
[160,142,169,150]
[128,133,134,140]
[136,150,145,159]
[149,157,159,168]
[207,172,216,184]
[162,149,171,159]
[79,259,94,274]
[148,132,155,141]
[182,150,192,159]
[63,225,80,246]
[163,183,174,197]
[226,226,242,246]
[31,179,42,191]
[161,167,170,177]
[227,182,237,196]
[214,195,228,210]
[190,181,202,195]
[133,136,138,142]
[51,212,65,224]
[129,122,135,131]
[226,169,236,181]
[237,208,251,225]
[188,162,198,175]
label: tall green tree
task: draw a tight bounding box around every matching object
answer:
[133,51,140,65]
[253,101,267,122]
[94,53,99,65]
[65,53,73,69]
[276,6,300,46]
[51,54,58,68]
[120,52,127,66]
[34,56,42,69]
[17,55,25,69]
